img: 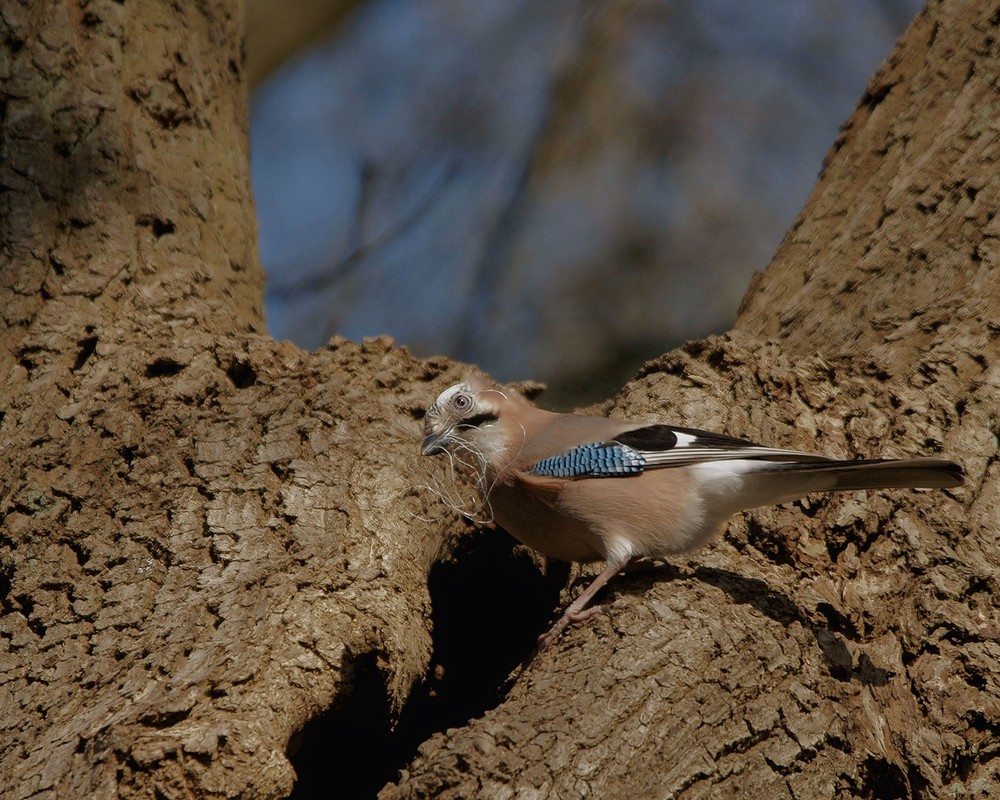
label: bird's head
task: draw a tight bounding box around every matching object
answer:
[421,378,508,460]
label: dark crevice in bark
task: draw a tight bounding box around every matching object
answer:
[72,333,98,372]
[289,529,565,799]
[225,357,258,389]
[146,357,186,378]
[135,214,177,237]
[859,756,912,799]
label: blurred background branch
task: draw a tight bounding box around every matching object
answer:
[246,0,364,87]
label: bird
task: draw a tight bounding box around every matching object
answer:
[420,376,965,649]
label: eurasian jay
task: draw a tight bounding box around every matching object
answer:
[420,377,964,649]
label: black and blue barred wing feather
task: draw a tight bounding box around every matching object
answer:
[529,441,646,478]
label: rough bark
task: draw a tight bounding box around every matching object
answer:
[0,2,453,798]
[1,2,997,800]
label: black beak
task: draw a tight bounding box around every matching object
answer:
[421,432,448,456]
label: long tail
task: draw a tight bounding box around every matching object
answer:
[738,457,965,512]
[689,456,964,551]
[761,457,964,491]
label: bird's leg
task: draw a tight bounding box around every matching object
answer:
[537,557,629,650]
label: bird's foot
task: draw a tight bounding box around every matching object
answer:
[536,603,609,651]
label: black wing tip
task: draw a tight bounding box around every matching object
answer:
[613,425,678,451]
[613,423,763,452]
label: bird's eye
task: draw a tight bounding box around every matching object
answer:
[453,393,472,411]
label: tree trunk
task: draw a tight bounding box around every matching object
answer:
[1,2,449,797]
[1,2,996,800]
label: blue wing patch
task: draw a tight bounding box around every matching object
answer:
[529,442,646,478]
